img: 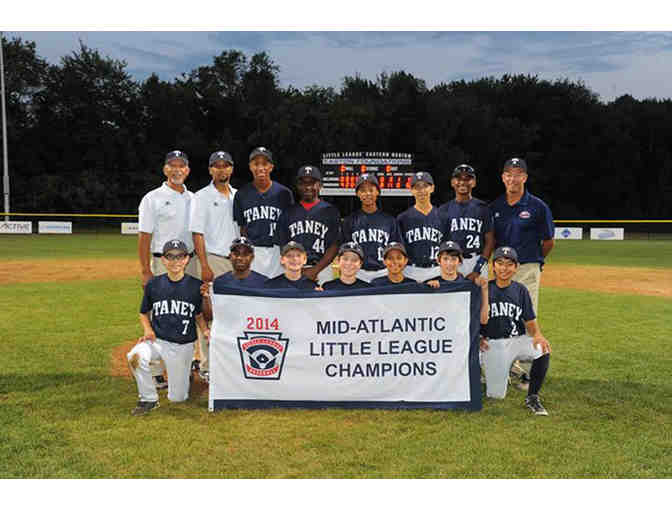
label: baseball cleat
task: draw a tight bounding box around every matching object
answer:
[131,400,160,416]
[199,370,210,384]
[153,375,168,390]
[191,359,200,373]
[515,372,531,392]
[525,394,548,416]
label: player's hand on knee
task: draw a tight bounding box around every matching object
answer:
[314,285,324,291]
[479,337,489,351]
[533,336,551,354]
[139,330,156,343]
[426,279,439,289]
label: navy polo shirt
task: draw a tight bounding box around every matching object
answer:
[489,191,554,266]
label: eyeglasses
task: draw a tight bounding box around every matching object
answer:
[163,253,188,261]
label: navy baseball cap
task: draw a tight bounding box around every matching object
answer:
[338,241,365,261]
[162,239,189,255]
[296,165,322,182]
[452,164,476,178]
[249,147,274,164]
[165,150,188,165]
[281,241,307,256]
[493,246,519,263]
[502,158,528,173]
[438,240,464,258]
[410,171,434,186]
[355,173,380,191]
[383,242,408,258]
[209,151,234,166]
[230,237,254,252]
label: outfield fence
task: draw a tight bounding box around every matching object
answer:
[1,213,672,240]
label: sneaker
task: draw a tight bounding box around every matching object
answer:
[525,394,548,416]
[131,400,160,416]
[154,375,168,390]
[199,370,210,384]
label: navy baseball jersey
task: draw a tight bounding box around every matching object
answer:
[342,210,401,271]
[213,270,267,292]
[140,274,203,344]
[439,198,493,256]
[371,276,417,287]
[489,191,554,265]
[484,280,536,339]
[233,181,294,247]
[264,274,318,290]
[396,207,445,267]
[322,278,372,290]
[274,201,341,265]
[423,274,468,287]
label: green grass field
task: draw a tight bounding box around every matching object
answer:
[1,235,670,478]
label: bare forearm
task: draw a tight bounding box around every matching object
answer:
[138,233,152,273]
[542,239,554,258]
[193,233,208,266]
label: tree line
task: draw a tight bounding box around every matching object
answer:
[2,36,671,219]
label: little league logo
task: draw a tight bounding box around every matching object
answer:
[237,332,289,380]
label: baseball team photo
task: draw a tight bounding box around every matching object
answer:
[1,12,671,494]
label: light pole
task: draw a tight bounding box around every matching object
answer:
[0,33,9,222]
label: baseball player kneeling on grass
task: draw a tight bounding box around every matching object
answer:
[127,239,210,416]
[480,246,552,416]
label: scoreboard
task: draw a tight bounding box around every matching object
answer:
[320,151,414,196]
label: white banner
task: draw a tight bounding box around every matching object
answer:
[121,222,139,234]
[554,227,583,240]
[209,284,482,411]
[38,221,72,234]
[590,228,624,240]
[0,221,32,234]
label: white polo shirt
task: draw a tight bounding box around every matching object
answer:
[138,182,195,254]
[189,181,239,256]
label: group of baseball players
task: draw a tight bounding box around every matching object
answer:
[127,148,555,417]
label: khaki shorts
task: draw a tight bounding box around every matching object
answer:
[513,262,541,315]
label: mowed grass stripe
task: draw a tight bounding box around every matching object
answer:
[1,279,670,477]
[549,240,672,268]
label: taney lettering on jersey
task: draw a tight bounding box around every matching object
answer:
[289,220,329,238]
[242,205,283,225]
[404,226,443,244]
[449,217,483,234]
[351,228,390,245]
[152,299,197,318]
[489,301,523,322]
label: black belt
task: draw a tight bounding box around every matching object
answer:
[254,243,274,248]
[153,251,195,257]
[462,252,478,259]
[412,262,438,268]
[306,260,320,267]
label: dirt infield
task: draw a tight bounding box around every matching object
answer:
[1,258,139,285]
[3,257,670,298]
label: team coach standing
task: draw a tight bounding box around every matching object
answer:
[489,157,554,314]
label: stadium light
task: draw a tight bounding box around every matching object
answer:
[0,33,9,222]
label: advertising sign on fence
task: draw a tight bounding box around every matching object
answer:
[590,228,624,240]
[554,227,583,240]
[208,282,482,412]
[38,221,72,234]
[121,222,139,235]
[0,221,32,234]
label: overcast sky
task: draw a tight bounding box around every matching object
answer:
[5,4,672,103]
